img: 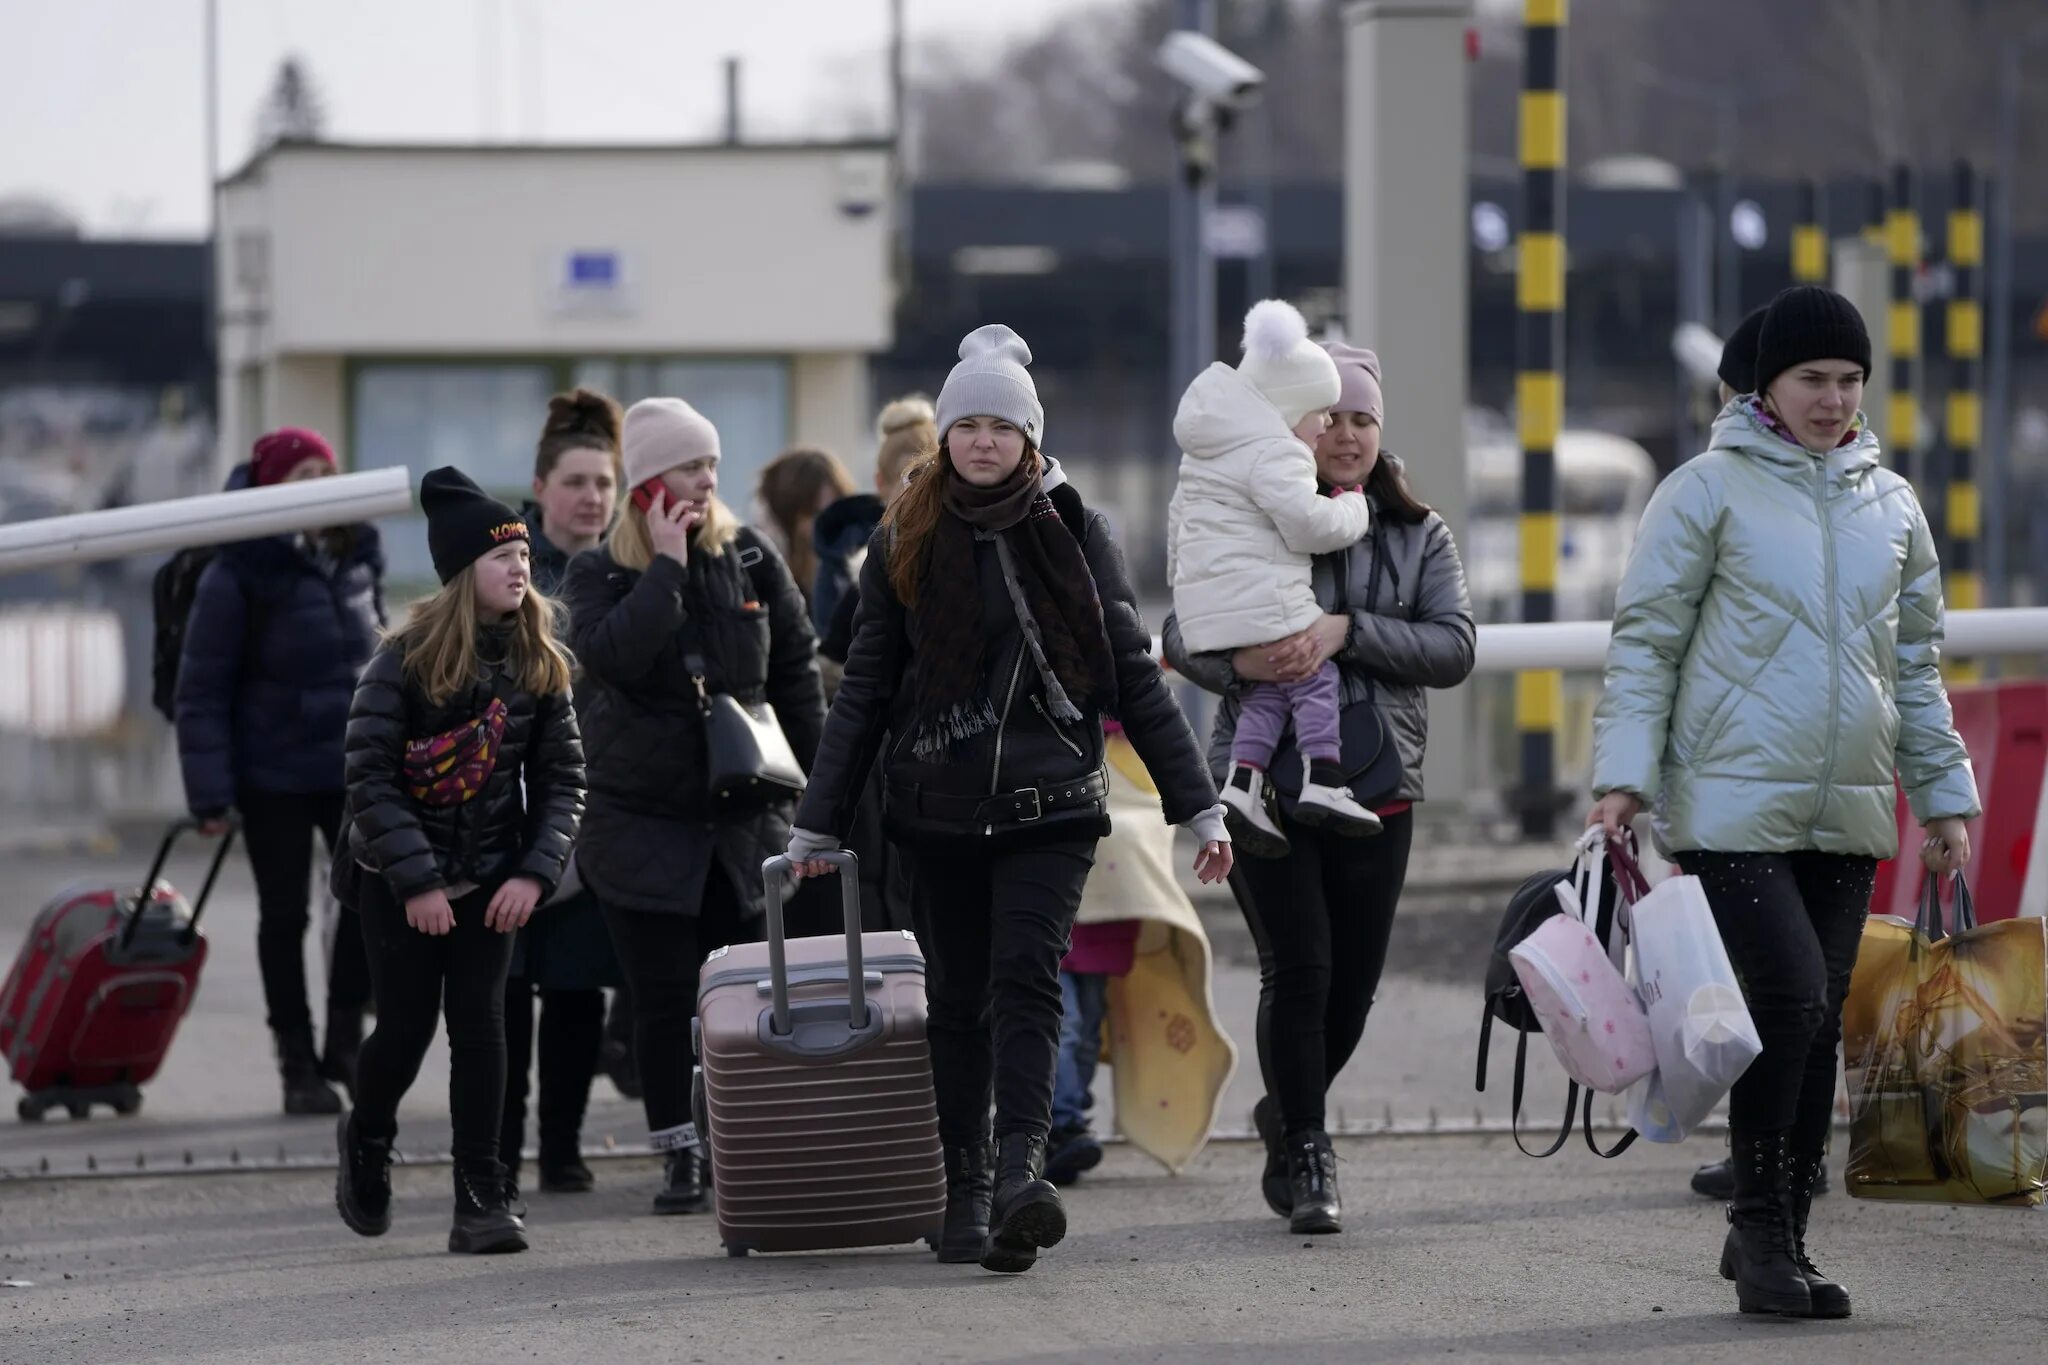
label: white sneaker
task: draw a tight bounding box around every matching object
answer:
[1292,763,1383,839]
[1221,763,1290,859]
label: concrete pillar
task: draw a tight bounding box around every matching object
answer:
[1834,236,1891,449]
[266,357,346,459]
[1345,0,1473,806]
[790,352,873,478]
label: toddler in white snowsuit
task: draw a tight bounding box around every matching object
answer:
[1167,300,1378,856]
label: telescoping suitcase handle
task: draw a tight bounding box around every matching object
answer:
[120,815,241,951]
[759,851,867,1037]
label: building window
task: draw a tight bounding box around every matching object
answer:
[352,364,555,586]
[352,358,790,589]
[572,358,789,513]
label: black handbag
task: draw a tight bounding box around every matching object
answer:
[687,651,806,809]
[1267,532,1404,812]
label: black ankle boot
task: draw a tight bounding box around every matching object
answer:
[1787,1149,1850,1318]
[652,1146,711,1215]
[1690,1156,1733,1200]
[936,1140,995,1263]
[981,1132,1065,1274]
[449,1164,527,1254]
[1252,1096,1290,1218]
[539,1149,594,1194]
[1286,1131,1342,1235]
[1718,1129,1811,1316]
[334,1112,393,1237]
[278,1028,343,1117]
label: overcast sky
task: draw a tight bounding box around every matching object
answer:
[3,0,1098,238]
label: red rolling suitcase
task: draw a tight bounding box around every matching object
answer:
[693,851,946,1257]
[0,818,236,1121]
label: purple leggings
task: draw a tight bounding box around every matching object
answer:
[1231,661,1343,771]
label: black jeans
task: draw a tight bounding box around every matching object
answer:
[1231,809,1414,1136]
[353,875,519,1170]
[238,787,371,1040]
[1681,851,1877,1155]
[599,872,749,1147]
[904,839,1097,1146]
[499,981,605,1173]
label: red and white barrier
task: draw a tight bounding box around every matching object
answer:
[1870,680,2048,922]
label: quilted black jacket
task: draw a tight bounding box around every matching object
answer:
[339,632,586,903]
[795,481,1216,847]
[565,527,825,917]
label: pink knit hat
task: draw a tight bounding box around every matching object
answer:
[1324,343,1384,427]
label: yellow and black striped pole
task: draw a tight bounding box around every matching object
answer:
[1793,178,1828,285]
[1888,164,1921,486]
[1516,0,1564,841]
[1946,160,1983,682]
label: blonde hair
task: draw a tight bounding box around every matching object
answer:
[875,394,938,495]
[608,495,742,572]
[387,564,574,706]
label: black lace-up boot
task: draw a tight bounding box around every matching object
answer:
[449,1163,528,1254]
[981,1132,1065,1274]
[936,1140,995,1263]
[1717,1128,1811,1316]
[334,1112,392,1236]
[1286,1131,1342,1235]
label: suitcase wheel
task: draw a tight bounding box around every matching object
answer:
[65,1100,90,1120]
[726,1246,749,1258]
[17,1095,46,1123]
[113,1087,142,1117]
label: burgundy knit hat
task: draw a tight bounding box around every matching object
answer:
[250,427,336,487]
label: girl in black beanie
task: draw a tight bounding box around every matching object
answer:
[332,467,586,1255]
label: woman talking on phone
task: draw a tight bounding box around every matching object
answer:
[785,325,1230,1275]
[564,396,827,1217]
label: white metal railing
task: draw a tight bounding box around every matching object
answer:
[0,467,414,575]
[1471,609,2048,673]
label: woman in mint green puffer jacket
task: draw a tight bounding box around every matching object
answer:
[1589,286,1977,1322]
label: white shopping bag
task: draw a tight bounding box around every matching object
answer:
[1620,860,1761,1142]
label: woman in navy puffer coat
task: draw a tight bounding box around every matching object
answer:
[174,428,385,1116]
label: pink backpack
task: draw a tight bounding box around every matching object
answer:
[1508,838,1656,1096]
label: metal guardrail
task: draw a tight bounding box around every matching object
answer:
[1470,608,2048,674]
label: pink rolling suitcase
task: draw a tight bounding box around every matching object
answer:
[693,851,946,1257]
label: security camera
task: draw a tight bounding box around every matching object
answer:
[1156,31,1265,110]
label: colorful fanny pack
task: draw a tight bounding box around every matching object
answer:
[403,697,508,806]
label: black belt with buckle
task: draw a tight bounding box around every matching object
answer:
[889,769,1108,827]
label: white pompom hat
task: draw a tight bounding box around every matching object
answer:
[1235,299,1340,428]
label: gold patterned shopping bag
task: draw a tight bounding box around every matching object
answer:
[1842,876,2047,1206]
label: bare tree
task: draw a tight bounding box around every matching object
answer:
[255,57,327,150]
[891,0,2048,226]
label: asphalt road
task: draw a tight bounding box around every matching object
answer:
[4,1135,2045,1364]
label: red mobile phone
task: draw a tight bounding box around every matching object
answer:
[630,479,666,514]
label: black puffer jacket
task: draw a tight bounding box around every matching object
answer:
[796,481,1216,847]
[566,527,825,917]
[340,632,585,903]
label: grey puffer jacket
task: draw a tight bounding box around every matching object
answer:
[1592,400,1979,857]
[1165,465,1475,804]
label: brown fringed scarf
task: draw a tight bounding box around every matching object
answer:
[911,458,1117,759]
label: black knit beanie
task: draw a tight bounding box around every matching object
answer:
[1753,286,1872,397]
[1718,307,1766,394]
[420,466,528,584]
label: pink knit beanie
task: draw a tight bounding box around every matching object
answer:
[1324,343,1384,427]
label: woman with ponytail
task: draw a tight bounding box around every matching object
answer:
[786,325,1230,1275]
[496,388,624,1209]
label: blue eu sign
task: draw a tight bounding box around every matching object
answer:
[567,251,618,287]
